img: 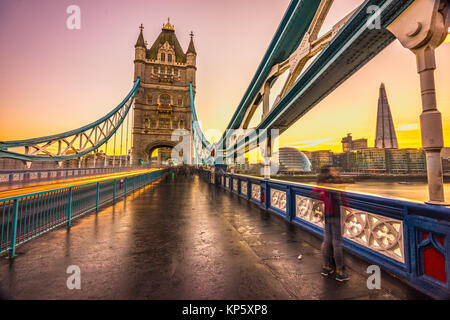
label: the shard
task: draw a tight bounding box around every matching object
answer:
[375,83,398,149]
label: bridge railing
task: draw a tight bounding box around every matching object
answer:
[0,166,150,186]
[204,170,450,300]
[0,169,167,258]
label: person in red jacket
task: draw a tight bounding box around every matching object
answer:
[312,166,349,282]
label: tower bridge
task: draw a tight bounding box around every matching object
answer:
[0,0,449,300]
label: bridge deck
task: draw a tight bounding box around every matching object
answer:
[0,174,427,299]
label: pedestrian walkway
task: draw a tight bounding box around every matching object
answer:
[0,174,427,299]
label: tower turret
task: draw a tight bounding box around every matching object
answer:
[186,31,197,86]
[134,24,146,81]
[131,20,196,166]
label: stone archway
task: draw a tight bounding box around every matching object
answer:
[145,140,178,167]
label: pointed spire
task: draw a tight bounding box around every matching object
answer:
[135,23,145,47]
[187,31,196,54]
[162,17,175,31]
[375,83,398,149]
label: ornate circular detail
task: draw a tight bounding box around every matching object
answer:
[344,211,366,238]
[371,221,399,250]
[296,198,310,218]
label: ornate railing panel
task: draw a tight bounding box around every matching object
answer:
[295,194,324,228]
[241,181,248,196]
[270,188,286,212]
[341,206,404,263]
[251,184,260,201]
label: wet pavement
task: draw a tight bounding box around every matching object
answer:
[0,174,427,299]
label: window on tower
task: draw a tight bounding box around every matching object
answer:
[174,69,178,76]
[177,97,182,106]
[159,118,170,129]
[160,94,171,106]
[161,53,165,62]
[168,54,172,63]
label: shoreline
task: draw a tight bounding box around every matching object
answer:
[260,174,450,183]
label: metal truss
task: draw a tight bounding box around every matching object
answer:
[0,78,140,162]
[190,0,417,163]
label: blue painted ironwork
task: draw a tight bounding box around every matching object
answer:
[0,167,135,186]
[0,169,166,258]
[189,0,416,162]
[209,170,450,299]
[0,78,140,162]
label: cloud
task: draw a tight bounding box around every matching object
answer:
[287,137,338,146]
[396,124,419,131]
[285,137,340,149]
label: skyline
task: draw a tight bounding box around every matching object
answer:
[0,0,449,155]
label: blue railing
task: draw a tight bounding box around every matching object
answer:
[205,170,450,300]
[0,169,167,258]
[0,166,138,186]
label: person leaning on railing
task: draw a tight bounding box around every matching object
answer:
[311,166,349,282]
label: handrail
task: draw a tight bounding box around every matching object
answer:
[0,169,158,202]
[208,169,450,299]
[0,168,167,258]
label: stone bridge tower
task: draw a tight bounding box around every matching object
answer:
[132,19,196,165]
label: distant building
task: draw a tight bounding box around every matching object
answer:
[375,83,398,149]
[279,148,312,173]
[341,133,368,152]
[333,151,357,173]
[356,148,387,174]
[406,149,426,173]
[305,150,333,173]
[386,149,409,174]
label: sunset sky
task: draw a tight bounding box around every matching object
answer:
[0,0,449,155]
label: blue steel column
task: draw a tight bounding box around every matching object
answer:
[9,199,19,258]
[95,182,100,212]
[67,188,73,228]
[113,179,116,204]
[386,0,448,204]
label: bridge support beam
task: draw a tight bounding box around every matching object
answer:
[263,134,272,180]
[262,81,271,120]
[387,0,449,205]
